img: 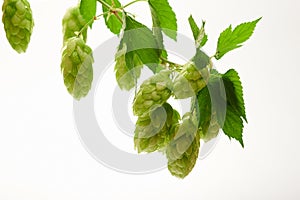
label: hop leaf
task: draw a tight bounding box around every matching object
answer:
[62,6,88,45]
[173,62,209,99]
[134,103,180,153]
[216,18,261,59]
[61,37,94,100]
[166,113,200,178]
[2,0,34,53]
[133,70,173,116]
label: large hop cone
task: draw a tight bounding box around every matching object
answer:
[200,111,220,142]
[2,0,34,53]
[173,62,209,99]
[61,37,94,100]
[62,6,88,45]
[133,70,173,116]
[134,103,180,153]
[166,112,200,178]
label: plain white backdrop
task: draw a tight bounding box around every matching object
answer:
[0,0,300,199]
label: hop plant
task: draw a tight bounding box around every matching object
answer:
[2,0,34,53]
[166,112,200,178]
[61,37,94,100]
[133,70,173,117]
[62,6,88,45]
[200,111,220,142]
[173,61,209,99]
[134,103,180,153]
[58,0,259,179]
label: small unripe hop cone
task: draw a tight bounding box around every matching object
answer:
[62,6,88,45]
[173,61,209,99]
[2,0,34,53]
[61,37,94,100]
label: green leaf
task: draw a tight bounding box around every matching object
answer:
[188,15,208,48]
[216,17,261,59]
[148,0,177,40]
[122,16,160,73]
[222,105,244,147]
[222,69,247,122]
[102,0,123,34]
[150,8,168,59]
[80,0,97,27]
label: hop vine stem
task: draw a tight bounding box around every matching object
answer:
[122,0,149,9]
[77,12,109,37]
[97,0,111,9]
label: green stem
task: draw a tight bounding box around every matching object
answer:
[97,0,112,9]
[208,55,215,69]
[77,12,108,37]
[122,0,148,9]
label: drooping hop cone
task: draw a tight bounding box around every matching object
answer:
[114,44,142,91]
[62,6,88,45]
[2,0,34,53]
[61,37,94,100]
[166,113,200,178]
[173,62,209,99]
[200,111,220,142]
[134,103,180,153]
[133,70,173,116]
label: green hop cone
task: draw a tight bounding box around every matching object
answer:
[200,110,220,142]
[166,112,200,178]
[114,44,142,91]
[62,6,88,45]
[173,61,209,99]
[2,0,34,53]
[133,70,173,116]
[134,103,180,153]
[61,37,94,100]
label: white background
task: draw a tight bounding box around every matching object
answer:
[1,0,300,199]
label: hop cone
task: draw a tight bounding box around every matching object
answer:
[134,103,180,153]
[173,62,209,99]
[2,0,34,53]
[114,44,142,91]
[61,37,94,100]
[62,6,88,45]
[200,111,220,142]
[133,70,173,116]
[166,112,200,178]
